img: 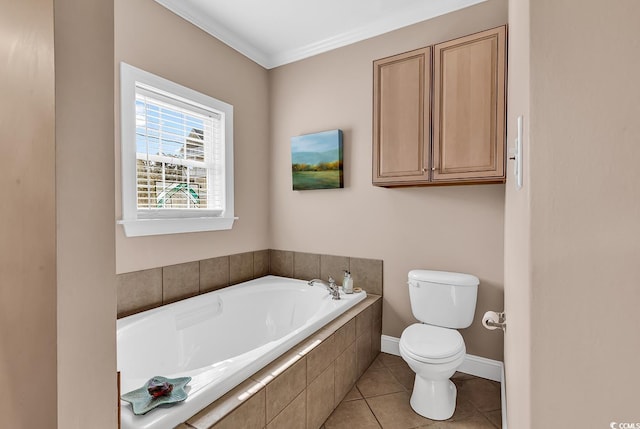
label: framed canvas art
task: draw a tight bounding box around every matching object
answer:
[291,129,343,190]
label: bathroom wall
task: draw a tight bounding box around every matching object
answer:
[1,0,57,426]
[54,0,117,427]
[269,0,508,361]
[114,0,270,274]
[504,0,532,427]
[525,1,640,427]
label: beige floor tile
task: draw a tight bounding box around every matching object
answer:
[343,386,363,401]
[429,414,497,429]
[324,399,381,429]
[457,378,501,412]
[451,372,475,381]
[386,363,415,391]
[378,353,408,369]
[356,367,405,398]
[483,409,502,428]
[369,355,385,369]
[366,391,434,429]
[325,365,502,429]
[449,398,480,421]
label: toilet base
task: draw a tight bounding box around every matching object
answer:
[409,376,457,421]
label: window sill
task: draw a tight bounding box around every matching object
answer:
[118,216,237,237]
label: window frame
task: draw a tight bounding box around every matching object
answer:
[118,62,235,237]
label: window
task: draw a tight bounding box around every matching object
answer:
[119,62,235,237]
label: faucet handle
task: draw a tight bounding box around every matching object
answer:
[328,276,335,285]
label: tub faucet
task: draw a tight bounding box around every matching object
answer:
[308,277,341,300]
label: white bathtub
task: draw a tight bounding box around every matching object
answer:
[117,275,366,429]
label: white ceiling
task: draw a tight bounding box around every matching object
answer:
[154,0,487,69]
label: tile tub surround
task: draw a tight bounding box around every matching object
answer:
[182,295,382,429]
[117,249,383,317]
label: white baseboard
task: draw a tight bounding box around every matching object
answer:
[380,335,503,383]
[501,364,507,429]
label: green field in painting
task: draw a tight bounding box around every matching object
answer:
[293,170,342,190]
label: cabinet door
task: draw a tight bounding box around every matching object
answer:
[373,47,431,186]
[433,26,506,183]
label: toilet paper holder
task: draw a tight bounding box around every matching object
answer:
[483,311,506,332]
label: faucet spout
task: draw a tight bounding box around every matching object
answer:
[308,277,341,300]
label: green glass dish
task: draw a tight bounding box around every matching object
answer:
[121,376,192,415]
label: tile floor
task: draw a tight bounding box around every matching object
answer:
[322,353,502,429]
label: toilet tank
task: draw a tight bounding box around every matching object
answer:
[408,270,479,329]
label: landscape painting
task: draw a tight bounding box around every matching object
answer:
[291,129,343,190]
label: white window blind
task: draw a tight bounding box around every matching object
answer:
[119,63,235,237]
[135,85,224,217]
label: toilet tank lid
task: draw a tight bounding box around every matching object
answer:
[408,270,479,287]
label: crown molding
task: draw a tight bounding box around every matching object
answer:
[155,0,487,69]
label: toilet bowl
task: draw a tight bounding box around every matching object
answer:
[399,323,466,420]
[400,270,479,421]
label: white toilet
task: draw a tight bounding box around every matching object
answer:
[399,269,479,421]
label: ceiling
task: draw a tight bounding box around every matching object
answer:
[154,0,487,69]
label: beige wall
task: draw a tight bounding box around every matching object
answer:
[0,0,57,426]
[504,0,532,427]
[269,0,508,361]
[54,0,117,427]
[524,0,640,426]
[115,0,271,274]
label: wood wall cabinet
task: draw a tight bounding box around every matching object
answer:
[373,26,506,187]
[373,47,431,186]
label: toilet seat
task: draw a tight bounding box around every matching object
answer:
[400,323,465,364]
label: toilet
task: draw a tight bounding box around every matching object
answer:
[399,269,479,421]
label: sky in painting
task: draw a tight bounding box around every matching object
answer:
[291,130,340,153]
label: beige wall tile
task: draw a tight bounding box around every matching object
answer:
[270,250,293,277]
[200,256,230,293]
[372,316,382,357]
[293,252,321,280]
[230,252,254,285]
[265,357,307,422]
[371,298,382,324]
[356,333,372,377]
[188,379,264,429]
[307,362,335,429]
[162,261,199,304]
[320,254,350,282]
[334,342,357,406]
[334,318,355,356]
[307,334,337,383]
[213,388,266,429]
[356,305,373,339]
[116,268,162,317]
[349,258,383,296]
[254,250,270,278]
[267,391,306,429]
